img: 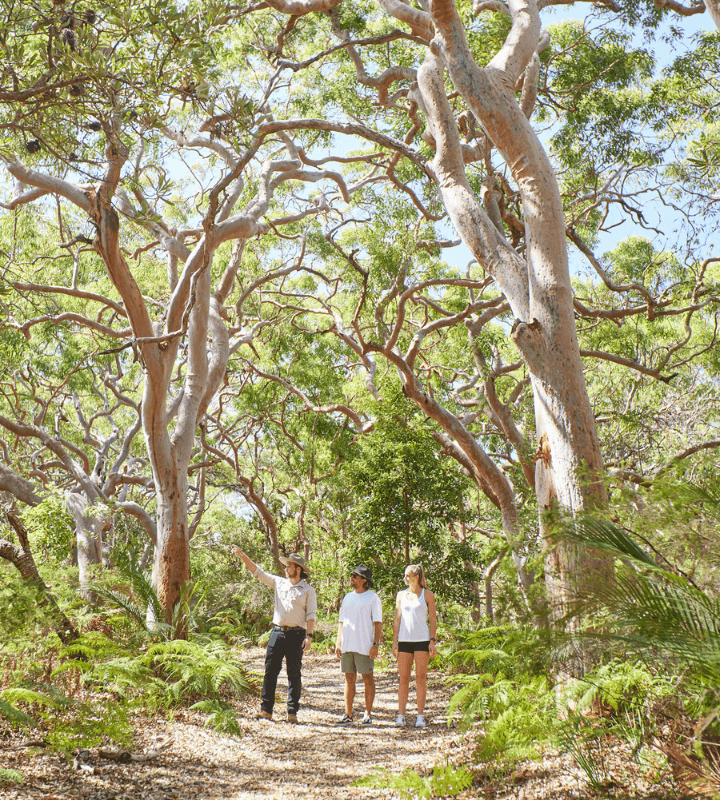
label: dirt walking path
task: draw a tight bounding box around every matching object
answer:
[226,648,461,798]
[1,649,469,800]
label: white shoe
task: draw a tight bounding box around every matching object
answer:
[415,714,426,728]
[394,714,406,727]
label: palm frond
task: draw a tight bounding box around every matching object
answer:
[108,550,164,627]
[562,515,720,682]
[559,514,657,568]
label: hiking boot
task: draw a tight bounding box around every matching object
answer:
[336,713,353,725]
[287,713,298,724]
[415,714,426,728]
[361,713,372,725]
[257,710,272,721]
[394,714,406,727]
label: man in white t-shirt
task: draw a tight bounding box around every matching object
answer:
[334,564,383,725]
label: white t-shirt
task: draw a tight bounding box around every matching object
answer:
[338,589,383,655]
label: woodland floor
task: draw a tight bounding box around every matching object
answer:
[0,648,680,799]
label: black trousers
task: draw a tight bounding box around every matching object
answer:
[260,626,305,715]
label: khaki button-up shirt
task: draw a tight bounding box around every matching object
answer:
[254,566,317,629]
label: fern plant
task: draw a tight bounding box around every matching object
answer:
[0,686,61,729]
[445,624,556,682]
[89,551,169,638]
[0,768,23,785]
[53,632,254,707]
[0,697,36,729]
[445,624,557,765]
[144,638,253,700]
[190,699,242,736]
[44,699,133,757]
[353,764,473,799]
[565,658,676,716]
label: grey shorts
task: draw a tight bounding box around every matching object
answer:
[340,651,374,674]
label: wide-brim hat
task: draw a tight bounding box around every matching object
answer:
[351,564,373,587]
[279,553,310,575]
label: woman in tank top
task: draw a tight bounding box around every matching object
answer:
[391,563,438,728]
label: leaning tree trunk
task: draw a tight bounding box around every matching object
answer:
[1,512,79,644]
[396,364,543,623]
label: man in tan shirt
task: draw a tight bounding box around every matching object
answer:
[233,547,317,723]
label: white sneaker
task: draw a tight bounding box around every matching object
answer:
[361,712,372,725]
[394,714,406,727]
[415,714,426,728]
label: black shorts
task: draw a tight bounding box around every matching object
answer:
[398,641,429,654]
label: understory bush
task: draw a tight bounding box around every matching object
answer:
[54,632,254,703]
[0,681,133,758]
[445,625,557,766]
[0,631,254,753]
[443,622,682,787]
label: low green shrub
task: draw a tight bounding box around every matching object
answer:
[44,700,133,757]
[353,763,473,799]
[443,624,557,766]
[0,686,60,729]
[0,681,132,760]
[0,630,255,759]
[564,658,676,716]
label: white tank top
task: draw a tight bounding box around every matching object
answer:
[397,588,430,642]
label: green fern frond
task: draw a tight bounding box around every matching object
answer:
[429,764,473,796]
[352,765,472,799]
[190,699,223,713]
[59,631,123,662]
[0,768,24,785]
[88,585,149,631]
[51,659,94,677]
[560,514,657,567]
[563,515,720,683]
[0,698,36,728]
[92,656,160,691]
[190,699,242,736]
[1,687,59,709]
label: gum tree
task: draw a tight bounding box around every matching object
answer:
[0,1,345,629]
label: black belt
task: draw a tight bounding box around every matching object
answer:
[274,625,304,632]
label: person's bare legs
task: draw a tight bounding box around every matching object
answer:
[414,651,430,713]
[361,672,375,714]
[344,672,356,717]
[397,652,413,715]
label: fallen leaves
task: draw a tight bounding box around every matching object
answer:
[0,650,684,799]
